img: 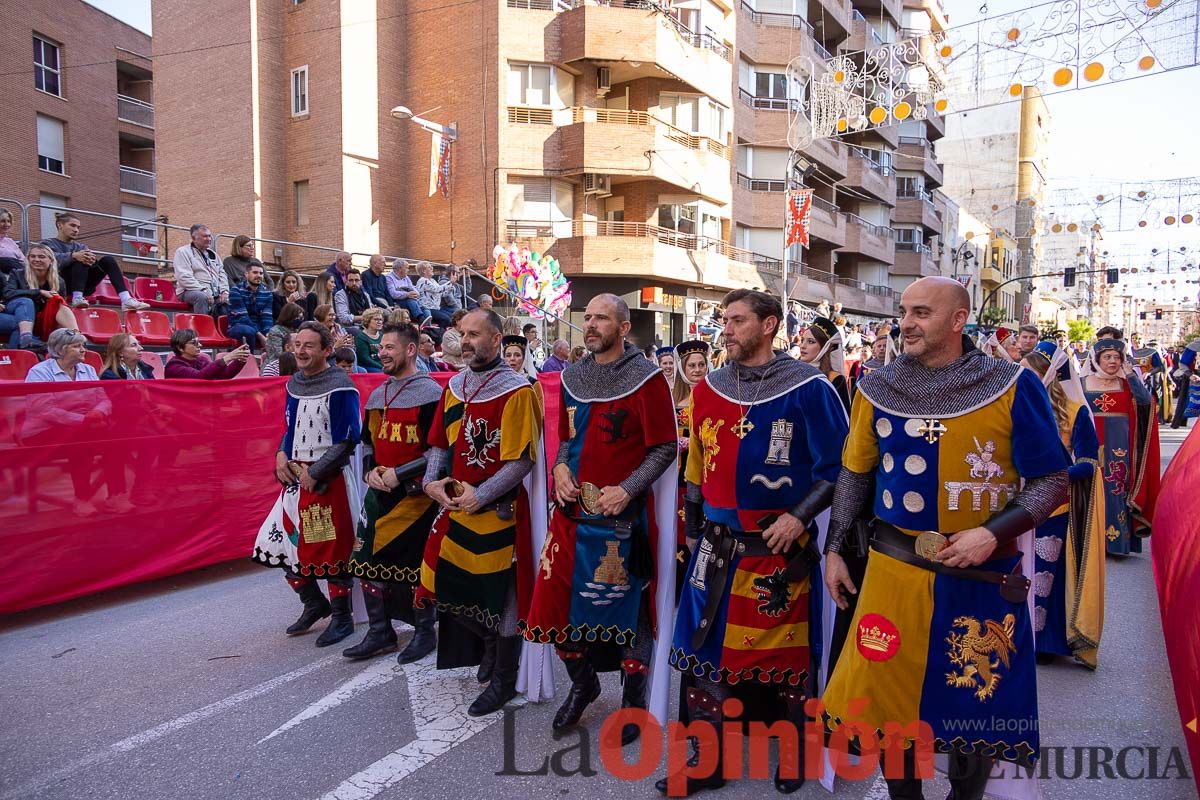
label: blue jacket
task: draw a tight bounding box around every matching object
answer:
[228,281,274,333]
[361,269,392,309]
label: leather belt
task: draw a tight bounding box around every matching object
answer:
[871,521,1030,603]
[689,522,822,652]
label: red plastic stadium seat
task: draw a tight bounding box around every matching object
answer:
[133,277,189,310]
[86,278,122,306]
[83,350,104,375]
[140,351,166,379]
[174,313,236,348]
[123,310,174,347]
[71,307,124,346]
[0,350,38,380]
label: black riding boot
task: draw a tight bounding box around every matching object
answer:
[655,688,726,796]
[476,631,497,683]
[397,604,437,664]
[315,582,355,647]
[619,659,649,746]
[552,651,601,733]
[946,752,993,800]
[342,582,398,659]
[467,635,521,716]
[285,575,331,635]
[774,688,807,794]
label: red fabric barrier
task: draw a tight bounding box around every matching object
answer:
[1152,425,1200,794]
[1,370,558,615]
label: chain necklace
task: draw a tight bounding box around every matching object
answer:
[731,359,769,439]
[382,372,421,408]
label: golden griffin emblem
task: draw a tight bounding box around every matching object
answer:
[944,613,1017,701]
[698,418,724,476]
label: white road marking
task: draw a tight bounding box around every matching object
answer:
[258,656,407,744]
[315,663,522,800]
[0,654,342,800]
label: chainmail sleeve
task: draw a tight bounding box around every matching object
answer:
[618,441,677,499]
[825,467,874,554]
[985,470,1068,544]
[308,440,356,482]
[422,446,449,486]
[474,456,535,508]
[556,440,570,467]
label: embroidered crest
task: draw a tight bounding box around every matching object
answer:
[944,614,1017,701]
[300,504,337,544]
[567,405,577,439]
[917,418,948,443]
[579,542,630,606]
[1104,457,1128,496]
[1093,393,1117,413]
[689,536,715,590]
[751,569,791,617]
[1034,535,1063,562]
[856,613,901,662]
[1032,571,1054,598]
[699,418,724,476]
[945,436,1017,512]
[463,416,501,468]
[599,407,630,443]
[764,419,793,466]
[965,437,1003,480]
[1105,525,1121,542]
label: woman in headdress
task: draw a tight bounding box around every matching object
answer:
[797,316,850,413]
[1022,342,1106,667]
[670,339,710,589]
[1083,338,1160,556]
[502,334,543,408]
[981,326,1019,362]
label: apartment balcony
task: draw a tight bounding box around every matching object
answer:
[845,148,896,205]
[548,220,771,291]
[737,3,835,69]
[834,277,896,316]
[842,11,889,53]
[980,266,1003,286]
[798,134,849,180]
[735,89,794,146]
[117,94,154,129]
[508,106,731,204]
[893,241,939,277]
[852,0,902,29]
[926,108,945,139]
[558,1,733,105]
[807,0,853,40]
[898,136,943,186]
[839,213,895,263]
[810,194,847,247]
[119,166,156,197]
[895,191,942,233]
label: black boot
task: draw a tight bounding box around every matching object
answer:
[342,582,398,659]
[476,631,497,683]
[619,660,648,746]
[315,584,355,647]
[468,635,521,716]
[774,689,807,794]
[286,577,331,635]
[397,605,437,664]
[552,652,601,733]
[655,688,726,796]
[946,752,992,800]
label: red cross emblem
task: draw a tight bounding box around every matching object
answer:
[1093,393,1117,413]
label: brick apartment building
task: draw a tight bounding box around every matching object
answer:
[153,0,952,343]
[0,0,156,272]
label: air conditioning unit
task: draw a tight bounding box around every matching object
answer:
[583,173,611,196]
[597,66,612,96]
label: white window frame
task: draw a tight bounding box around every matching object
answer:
[291,66,309,116]
[658,92,728,141]
[507,63,556,108]
[753,70,788,99]
[36,114,65,175]
[34,35,61,97]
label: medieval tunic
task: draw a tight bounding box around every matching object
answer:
[671,354,848,687]
[1132,345,1172,423]
[1087,377,1160,556]
[823,347,1068,768]
[415,363,541,631]
[252,366,362,577]
[523,346,677,649]
[349,372,443,585]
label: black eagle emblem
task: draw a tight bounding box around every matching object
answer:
[599,408,630,443]
[751,569,791,617]
[464,417,502,468]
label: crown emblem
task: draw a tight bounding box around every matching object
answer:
[859,624,898,653]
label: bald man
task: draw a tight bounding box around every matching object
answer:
[822,277,1068,800]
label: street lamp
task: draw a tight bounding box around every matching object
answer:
[390,105,458,142]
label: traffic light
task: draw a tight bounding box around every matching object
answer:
[1156,309,1163,320]
[1106,268,1119,284]
[1063,267,1076,288]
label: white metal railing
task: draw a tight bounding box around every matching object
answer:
[117,94,154,128]
[119,166,156,196]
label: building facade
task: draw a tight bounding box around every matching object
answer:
[0,0,155,270]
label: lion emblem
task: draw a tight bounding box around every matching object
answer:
[944,613,1017,701]
[751,569,791,617]
[698,418,724,476]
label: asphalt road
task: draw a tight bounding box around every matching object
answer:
[1,427,1195,800]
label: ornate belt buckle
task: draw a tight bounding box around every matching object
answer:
[445,479,464,499]
[579,482,602,515]
[914,531,948,561]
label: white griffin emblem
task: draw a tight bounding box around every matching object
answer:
[965,437,1004,480]
[463,416,501,468]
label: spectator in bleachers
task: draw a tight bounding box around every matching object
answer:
[414,262,450,327]
[385,259,426,322]
[439,308,468,369]
[334,347,366,374]
[306,273,336,321]
[265,302,304,364]
[477,293,494,310]
[326,251,353,292]
[13,243,75,340]
[172,223,229,315]
[439,263,470,314]
[0,209,27,275]
[227,263,274,352]
[353,307,385,373]
[164,329,248,379]
[42,212,150,311]
[415,332,450,373]
[313,303,356,352]
[263,332,295,377]
[100,333,155,380]
[223,235,272,289]
[386,307,412,326]
[540,339,570,372]
[25,328,97,382]
[333,269,370,329]
[362,255,393,309]
[0,267,44,351]
[570,345,585,364]
[274,270,307,320]
[268,351,298,377]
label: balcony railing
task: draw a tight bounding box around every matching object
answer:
[898,135,931,148]
[119,166,156,196]
[737,87,798,111]
[813,39,833,60]
[739,0,813,31]
[844,213,894,238]
[508,0,732,59]
[812,195,840,215]
[850,146,892,176]
[117,94,154,128]
[736,172,786,193]
[508,105,729,160]
[896,241,932,253]
[570,107,650,125]
[507,0,571,8]
[852,9,885,44]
